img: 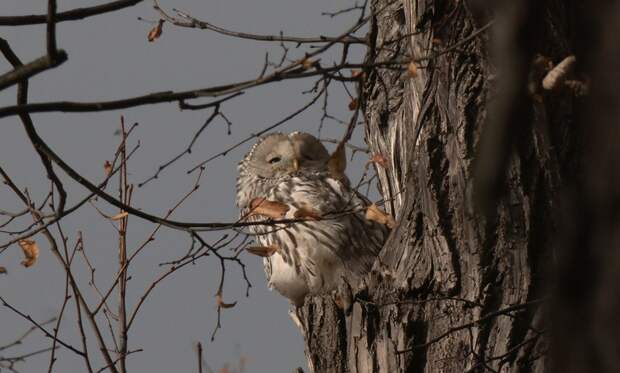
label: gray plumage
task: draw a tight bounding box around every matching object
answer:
[236,132,388,305]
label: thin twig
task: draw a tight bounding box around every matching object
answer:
[397,299,545,354]
[0,297,83,356]
[153,1,366,45]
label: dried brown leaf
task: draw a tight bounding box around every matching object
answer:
[348,98,359,111]
[350,70,365,80]
[365,203,396,228]
[0,266,7,274]
[294,206,321,220]
[147,19,164,42]
[246,245,279,257]
[407,62,418,78]
[328,144,347,180]
[104,160,113,176]
[215,293,237,309]
[110,211,129,221]
[368,153,389,168]
[249,197,266,209]
[249,198,289,219]
[19,239,39,268]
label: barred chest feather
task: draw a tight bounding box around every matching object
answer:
[263,241,344,306]
[237,171,387,306]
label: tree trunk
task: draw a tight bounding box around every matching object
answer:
[296,1,581,372]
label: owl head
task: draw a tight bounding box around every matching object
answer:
[242,132,330,179]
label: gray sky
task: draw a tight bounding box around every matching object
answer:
[0,1,370,372]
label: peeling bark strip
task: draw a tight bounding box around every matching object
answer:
[296,0,578,372]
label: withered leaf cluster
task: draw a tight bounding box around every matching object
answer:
[18,239,39,268]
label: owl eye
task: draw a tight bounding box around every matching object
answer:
[268,156,281,164]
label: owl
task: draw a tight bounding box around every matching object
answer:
[236,132,388,306]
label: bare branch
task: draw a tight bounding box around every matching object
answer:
[196,342,203,373]
[94,349,143,373]
[187,87,325,173]
[321,2,366,18]
[0,38,67,92]
[138,105,228,187]
[0,0,381,119]
[153,1,366,45]
[46,0,58,56]
[0,39,68,216]
[319,138,369,154]
[0,0,145,26]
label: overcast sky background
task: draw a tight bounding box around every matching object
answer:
[0,1,371,372]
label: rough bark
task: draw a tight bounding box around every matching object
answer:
[297,1,582,372]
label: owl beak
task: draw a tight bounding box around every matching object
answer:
[290,158,300,173]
